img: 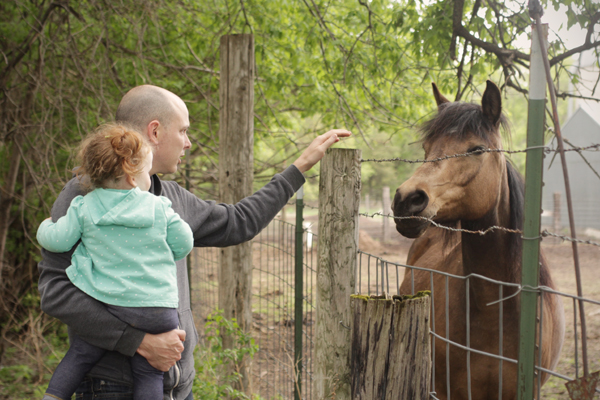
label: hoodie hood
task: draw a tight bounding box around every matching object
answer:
[87,188,155,228]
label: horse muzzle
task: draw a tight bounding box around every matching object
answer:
[392,188,431,238]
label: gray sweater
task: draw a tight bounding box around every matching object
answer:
[38,166,305,399]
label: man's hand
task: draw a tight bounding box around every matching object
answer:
[137,329,186,372]
[293,129,351,173]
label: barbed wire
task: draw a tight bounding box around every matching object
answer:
[281,206,600,247]
[360,211,522,235]
[360,143,600,164]
[286,140,600,247]
[541,230,600,247]
[285,200,319,210]
[359,212,600,248]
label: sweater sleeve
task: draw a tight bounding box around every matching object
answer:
[37,179,146,357]
[36,196,84,253]
[161,197,194,261]
[164,165,305,248]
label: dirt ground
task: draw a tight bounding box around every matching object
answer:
[355,215,600,399]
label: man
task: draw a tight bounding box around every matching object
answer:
[38,85,350,400]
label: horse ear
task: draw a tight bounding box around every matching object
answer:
[432,82,450,107]
[481,80,502,126]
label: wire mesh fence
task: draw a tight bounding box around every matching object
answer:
[191,216,318,400]
[356,228,600,399]
[188,131,600,399]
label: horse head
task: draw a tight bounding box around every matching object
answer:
[393,81,508,238]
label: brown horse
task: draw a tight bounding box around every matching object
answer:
[392,81,565,399]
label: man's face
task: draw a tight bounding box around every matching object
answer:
[151,98,191,175]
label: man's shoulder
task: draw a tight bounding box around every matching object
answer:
[158,179,182,192]
[151,178,191,213]
[154,179,188,201]
[63,176,87,196]
[52,178,88,219]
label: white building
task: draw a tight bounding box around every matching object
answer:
[541,51,600,231]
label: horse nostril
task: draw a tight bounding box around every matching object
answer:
[406,190,429,214]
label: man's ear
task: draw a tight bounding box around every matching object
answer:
[146,120,161,145]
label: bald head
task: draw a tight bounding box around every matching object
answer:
[115,85,183,133]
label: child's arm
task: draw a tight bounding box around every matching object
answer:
[162,198,194,261]
[36,196,85,252]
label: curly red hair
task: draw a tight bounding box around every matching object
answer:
[76,124,151,188]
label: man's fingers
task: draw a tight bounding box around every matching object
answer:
[137,329,187,371]
[319,134,339,150]
[292,129,351,173]
[175,329,186,342]
[316,129,350,148]
[323,129,351,139]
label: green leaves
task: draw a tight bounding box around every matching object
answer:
[193,310,261,400]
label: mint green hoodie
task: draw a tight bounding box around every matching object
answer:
[37,187,193,308]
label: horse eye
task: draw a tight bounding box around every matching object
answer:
[468,145,486,154]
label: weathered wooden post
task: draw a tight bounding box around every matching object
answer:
[219,33,254,393]
[382,186,391,243]
[315,148,361,400]
[351,293,431,399]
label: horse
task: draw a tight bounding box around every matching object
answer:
[392,81,565,399]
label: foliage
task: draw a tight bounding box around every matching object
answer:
[193,311,262,400]
[0,313,68,400]
[0,309,262,399]
[1,0,598,378]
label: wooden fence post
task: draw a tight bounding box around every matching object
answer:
[218,33,254,393]
[315,148,361,400]
[351,294,432,399]
[382,186,391,243]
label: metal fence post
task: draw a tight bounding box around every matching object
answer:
[295,186,304,400]
[517,24,548,400]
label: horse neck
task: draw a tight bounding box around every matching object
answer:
[460,168,521,304]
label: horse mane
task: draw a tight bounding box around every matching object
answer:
[506,160,553,287]
[506,160,524,283]
[420,101,510,145]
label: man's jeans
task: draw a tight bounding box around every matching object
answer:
[74,377,194,400]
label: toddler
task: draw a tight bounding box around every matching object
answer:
[37,124,193,400]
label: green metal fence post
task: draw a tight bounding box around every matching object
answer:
[294,186,304,400]
[517,24,548,400]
